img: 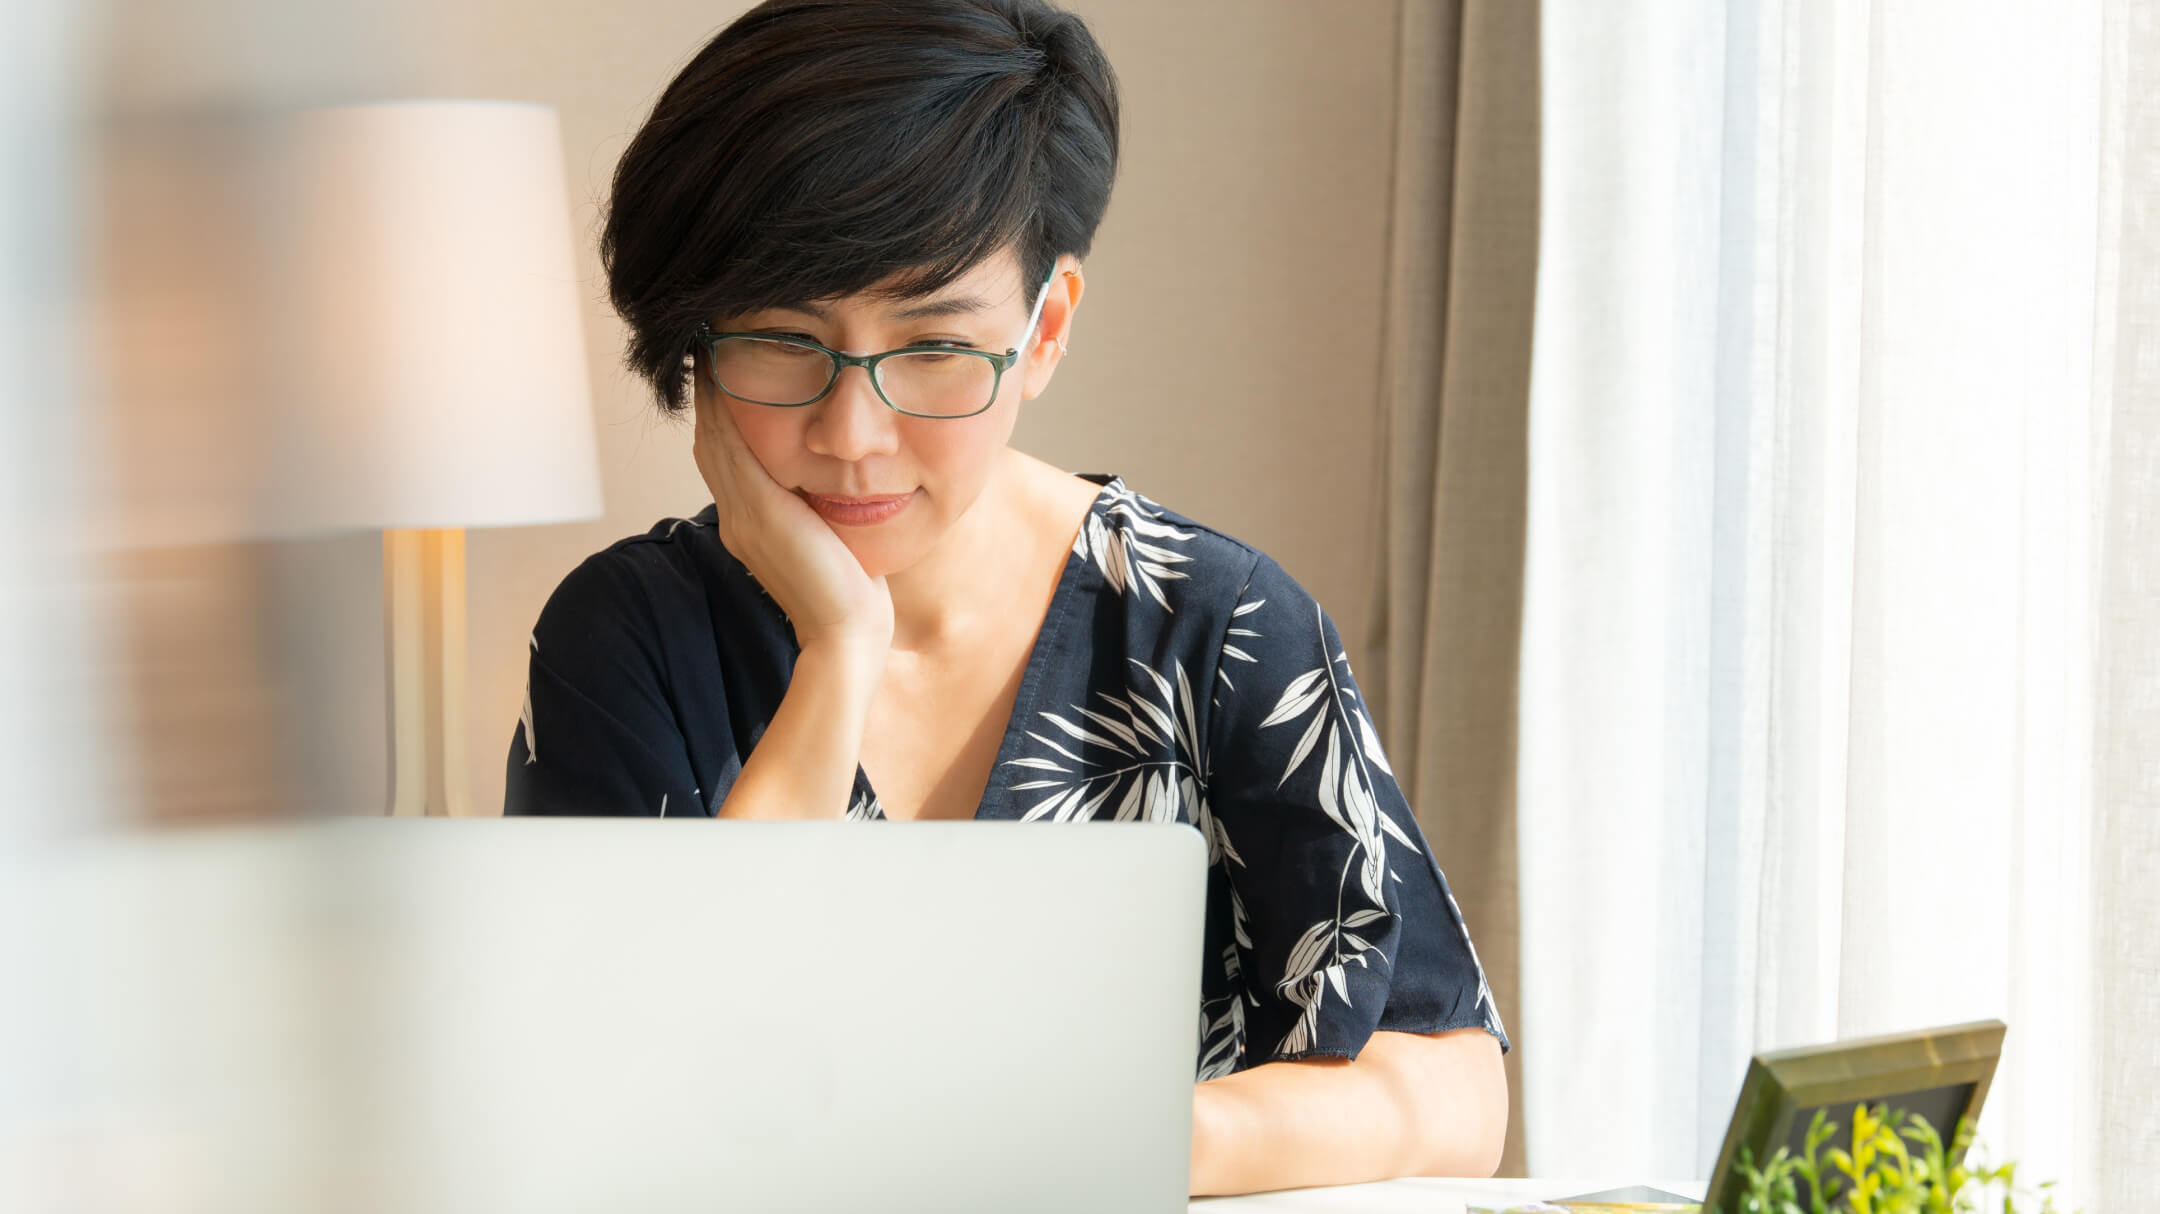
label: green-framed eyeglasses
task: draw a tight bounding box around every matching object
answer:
[693,267,1058,420]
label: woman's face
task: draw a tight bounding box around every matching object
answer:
[699,245,1076,579]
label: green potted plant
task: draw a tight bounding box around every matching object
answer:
[1734,1104,2071,1214]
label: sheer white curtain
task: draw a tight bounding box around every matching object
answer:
[1518,0,2151,1204]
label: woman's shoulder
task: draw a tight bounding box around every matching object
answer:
[1076,473,1303,611]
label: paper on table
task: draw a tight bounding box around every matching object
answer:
[1470,1184,1701,1213]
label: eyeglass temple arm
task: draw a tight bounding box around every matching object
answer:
[1009,264,1061,359]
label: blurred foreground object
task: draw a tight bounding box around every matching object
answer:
[267,101,604,816]
[16,819,1206,1212]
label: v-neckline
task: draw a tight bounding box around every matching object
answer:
[849,472,1121,822]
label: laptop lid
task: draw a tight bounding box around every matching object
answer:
[38,818,1210,1213]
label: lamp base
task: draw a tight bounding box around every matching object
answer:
[384,528,470,816]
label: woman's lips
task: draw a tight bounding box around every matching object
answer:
[801,489,915,526]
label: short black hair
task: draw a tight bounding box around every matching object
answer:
[601,0,1122,415]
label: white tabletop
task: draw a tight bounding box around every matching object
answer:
[1192,1177,1708,1212]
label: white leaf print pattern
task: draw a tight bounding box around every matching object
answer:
[1355,703,1394,779]
[1029,505,1498,1073]
[1197,991,1246,1081]
[1071,481,1200,611]
[519,633,539,765]
[1248,600,1408,1058]
[1004,657,1209,829]
[1215,599,1264,698]
[1196,937,1247,1081]
[1002,572,1257,1079]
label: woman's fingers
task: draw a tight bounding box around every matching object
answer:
[692,381,751,483]
[687,377,894,653]
[693,383,782,520]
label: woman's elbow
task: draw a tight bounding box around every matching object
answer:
[1466,1053,1509,1177]
[1390,1026,1508,1178]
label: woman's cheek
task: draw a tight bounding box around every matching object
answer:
[902,412,1007,484]
[727,400,802,484]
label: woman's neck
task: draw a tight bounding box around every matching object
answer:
[883,450,1045,656]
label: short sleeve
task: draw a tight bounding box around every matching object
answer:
[504,552,700,818]
[1202,553,1510,1066]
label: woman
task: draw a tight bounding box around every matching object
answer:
[506,0,1509,1195]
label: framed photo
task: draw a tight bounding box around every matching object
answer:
[1701,1019,2006,1213]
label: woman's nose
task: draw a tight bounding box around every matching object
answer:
[803,364,900,461]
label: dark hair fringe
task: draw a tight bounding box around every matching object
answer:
[601,0,1121,414]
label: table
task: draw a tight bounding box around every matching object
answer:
[1192,1177,1708,1211]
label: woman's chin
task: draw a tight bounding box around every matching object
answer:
[840,534,919,582]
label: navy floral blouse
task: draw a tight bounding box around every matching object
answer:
[506,473,1510,1079]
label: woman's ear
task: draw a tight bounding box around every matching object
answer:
[1021,256,1084,401]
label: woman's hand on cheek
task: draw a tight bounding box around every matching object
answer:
[691,387,895,655]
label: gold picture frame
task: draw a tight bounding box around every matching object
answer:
[1700,1019,2006,1213]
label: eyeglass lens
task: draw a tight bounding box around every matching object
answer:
[710,338,997,417]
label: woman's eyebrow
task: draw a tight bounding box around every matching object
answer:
[771,296,992,322]
[891,296,992,321]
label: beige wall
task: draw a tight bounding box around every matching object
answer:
[101,0,1405,818]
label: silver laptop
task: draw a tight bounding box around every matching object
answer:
[30,818,1208,1212]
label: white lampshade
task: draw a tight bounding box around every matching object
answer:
[265,100,603,534]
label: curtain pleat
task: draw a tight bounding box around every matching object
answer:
[2092,0,2160,1205]
[1366,0,1541,1179]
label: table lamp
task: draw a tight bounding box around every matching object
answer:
[269,100,604,816]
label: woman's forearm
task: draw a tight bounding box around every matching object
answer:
[1189,1027,1506,1196]
[715,640,885,820]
